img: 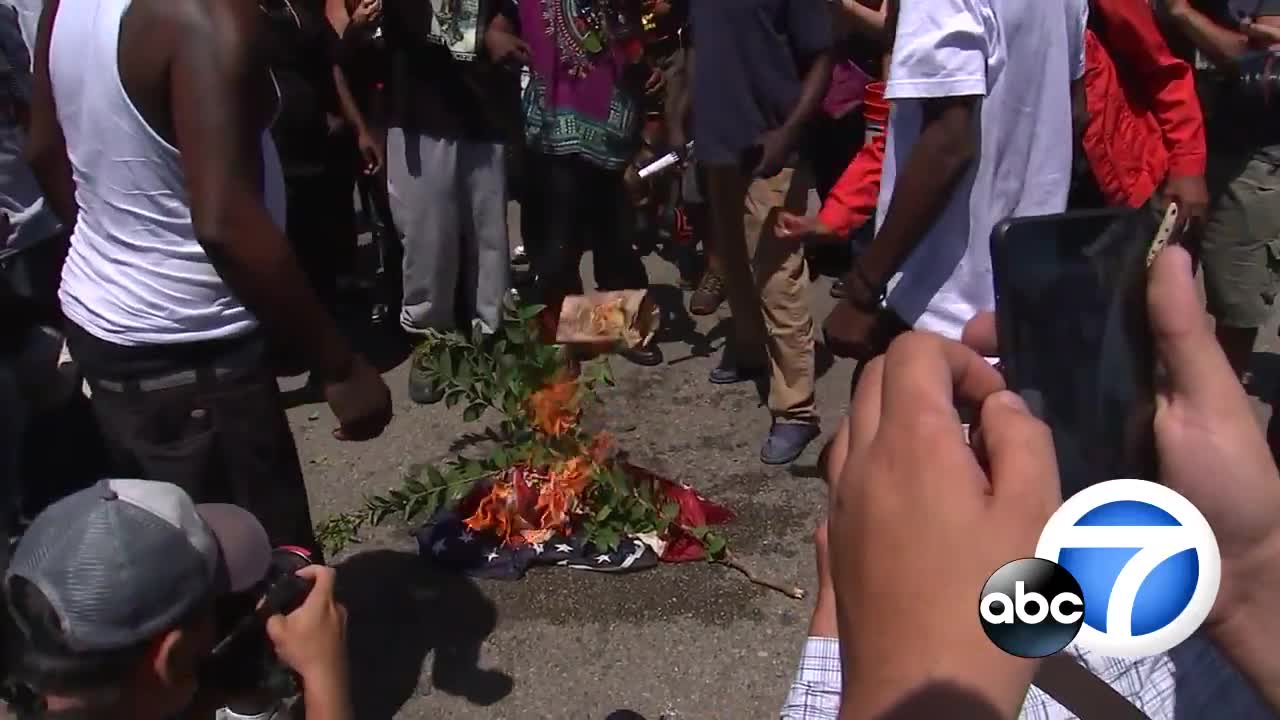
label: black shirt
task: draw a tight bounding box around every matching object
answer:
[689,0,831,165]
[260,1,342,175]
[382,0,520,141]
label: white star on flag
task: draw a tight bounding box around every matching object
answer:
[459,530,476,544]
[485,550,500,562]
[532,543,545,554]
[594,554,611,564]
[555,543,573,553]
[432,538,447,556]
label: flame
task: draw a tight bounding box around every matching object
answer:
[462,372,618,546]
[527,371,580,436]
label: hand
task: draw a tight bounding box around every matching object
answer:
[644,67,665,96]
[1159,0,1191,20]
[323,355,392,441]
[484,26,531,66]
[1241,19,1280,47]
[751,126,795,179]
[1160,174,1209,227]
[775,211,834,241]
[823,300,883,360]
[830,333,1059,716]
[356,130,383,175]
[350,0,382,30]
[265,565,350,684]
[960,246,1280,630]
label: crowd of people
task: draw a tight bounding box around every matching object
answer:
[5,0,1280,717]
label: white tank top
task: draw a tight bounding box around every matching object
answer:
[52,0,287,346]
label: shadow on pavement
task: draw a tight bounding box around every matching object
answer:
[337,550,513,719]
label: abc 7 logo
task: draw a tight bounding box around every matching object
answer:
[980,480,1221,659]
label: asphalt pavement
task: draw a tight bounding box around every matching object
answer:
[287,205,1280,720]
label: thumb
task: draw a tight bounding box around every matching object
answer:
[980,391,1060,516]
[1148,246,1244,409]
[264,612,288,645]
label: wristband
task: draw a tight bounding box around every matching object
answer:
[846,261,887,312]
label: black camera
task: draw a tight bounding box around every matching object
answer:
[200,547,316,708]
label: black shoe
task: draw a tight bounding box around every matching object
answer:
[621,344,664,367]
[709,359,766,385]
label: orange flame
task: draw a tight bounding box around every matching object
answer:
[527,371,579,436]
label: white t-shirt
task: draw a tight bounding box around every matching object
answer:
[876,0,1089,340]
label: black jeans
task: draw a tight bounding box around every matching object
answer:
[520,151,649,306]
[83,351,320,557]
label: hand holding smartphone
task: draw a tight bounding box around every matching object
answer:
[991,204,1179,498]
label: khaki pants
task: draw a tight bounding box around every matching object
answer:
[705,165,817,425]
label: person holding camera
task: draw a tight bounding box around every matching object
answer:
[3,479,352,720]
[1156,0,1280,380]
[811,245,1280,718]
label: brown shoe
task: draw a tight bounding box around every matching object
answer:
[690,270,726,316]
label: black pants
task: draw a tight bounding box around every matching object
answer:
[83,352,320,557]
[520,151,649,306]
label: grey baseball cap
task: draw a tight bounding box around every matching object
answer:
[6,479,271,652]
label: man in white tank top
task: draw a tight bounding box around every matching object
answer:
[25,0,392,556]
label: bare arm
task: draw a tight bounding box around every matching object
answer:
[1163,0,1251,67]
[173,0,356,383]
[25,0,75,228]
[325,0,350,37]
[846,97,978,296]
[834,0,888,43]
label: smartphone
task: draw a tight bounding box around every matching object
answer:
[990,206,1174,499]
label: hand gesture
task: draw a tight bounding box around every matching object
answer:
[775,211,833,241]
[357,130,383,176]
[751,126,795,179]
[324,355,392,441]
[265,565,349,684]
[830,333,1059,717]
[823,301,883,360]
[484,26,531,66]
[350,0,382,30]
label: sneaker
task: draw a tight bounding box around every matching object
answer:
[408,341,446,405]
[690,270,726,316]
[760,422,821,466]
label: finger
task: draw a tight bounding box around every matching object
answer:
[847,355,885,463]
[1148,246,1245,409]
[961,311,999,357]
[819,415,852,491]
[294,564,336,595]
[979,390,1060,514]
[880,333,1006,430]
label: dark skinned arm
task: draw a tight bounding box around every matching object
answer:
[26,0,76,228]
[172,0,356,383]
[780,49,834,140]
[1162,0,1251,67]
[847,96,979,297]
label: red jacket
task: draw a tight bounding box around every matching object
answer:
[817,0,1206,235]
[1082,0,1205,208]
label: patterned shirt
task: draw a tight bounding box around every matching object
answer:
[780,633,1276,720]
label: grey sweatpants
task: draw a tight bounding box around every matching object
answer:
[387,129,509,335]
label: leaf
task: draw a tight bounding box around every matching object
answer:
[660,502,680,522]
[426,465,446,488]
[492,445,510,468]
[517,303,547,321]
[703,532,727,558]
[463,403,486,422]
[594,525,620,551]
[595,504,612,522]
[464,459,484,478]
[444,389,466,409]
[438,348,454,381]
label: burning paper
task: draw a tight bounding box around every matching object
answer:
[554,290,659,351]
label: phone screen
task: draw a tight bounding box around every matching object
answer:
[991,208,1159,499]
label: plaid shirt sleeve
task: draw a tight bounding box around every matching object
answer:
[780,633,1272,720]
[779,637,843,720]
